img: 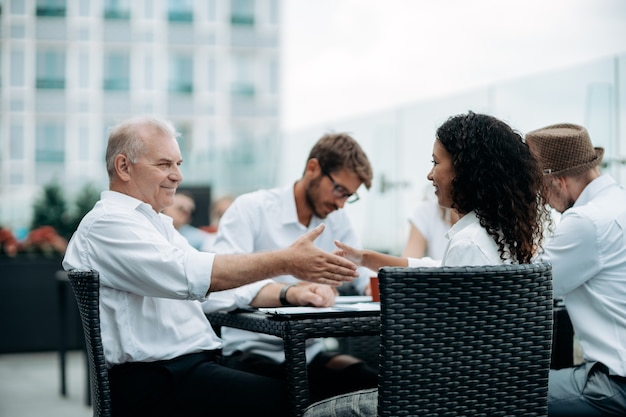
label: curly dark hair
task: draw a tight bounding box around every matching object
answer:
[436,111,550,263]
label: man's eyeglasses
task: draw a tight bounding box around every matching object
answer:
[321,167,360,204]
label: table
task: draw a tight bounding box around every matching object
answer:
[206,308,380,417]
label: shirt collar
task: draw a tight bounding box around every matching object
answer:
[278,183,326,229]
[101,190,164,220]
[446,210,478,240]
[278,184,301,226]
[101,190,146,209]
[574,175,618,208]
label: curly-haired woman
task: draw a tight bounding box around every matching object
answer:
[338,110,550,273]
[303,111,552,417]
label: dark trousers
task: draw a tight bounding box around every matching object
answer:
[108,351,289,417]
[223,351,378,403]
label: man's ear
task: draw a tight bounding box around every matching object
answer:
[305,158,321,177]
[555,175,569,190]
[115,154,132,182]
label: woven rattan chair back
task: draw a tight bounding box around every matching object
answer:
[378,263,553,417]
[67,270,112,417]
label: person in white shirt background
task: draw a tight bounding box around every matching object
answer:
[526,123,626,417]
[401,186,459,260]
[303,110,550,417]
[161,190,212,250]
[205,132,378,402]
[200,194,235,252]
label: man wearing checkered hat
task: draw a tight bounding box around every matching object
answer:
[526,123,626,417]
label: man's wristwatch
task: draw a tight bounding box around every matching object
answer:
[279,284,296,306]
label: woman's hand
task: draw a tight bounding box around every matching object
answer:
[333,240,365,266]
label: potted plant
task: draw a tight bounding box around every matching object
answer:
[0,181,100,353]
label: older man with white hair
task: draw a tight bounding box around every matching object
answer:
[63,116,358,417]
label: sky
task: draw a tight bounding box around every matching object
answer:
[280,0,626,132]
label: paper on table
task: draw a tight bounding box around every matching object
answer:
[335,295,373,304]
[259,302,379,316]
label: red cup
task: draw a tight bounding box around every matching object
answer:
[370,276,380,302]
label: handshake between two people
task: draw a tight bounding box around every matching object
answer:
[266,232,381,308]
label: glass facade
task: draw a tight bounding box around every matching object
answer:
[0,0,281,230]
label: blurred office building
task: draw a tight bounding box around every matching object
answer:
[0,0,281,230]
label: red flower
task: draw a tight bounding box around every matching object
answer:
[22,226,68,255]
[0,228,20,257]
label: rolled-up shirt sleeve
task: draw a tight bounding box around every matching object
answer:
[64,198,214,301]
[203,279,274,312]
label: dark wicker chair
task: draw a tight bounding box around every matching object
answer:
[67,269,112,417]
[337,334,380,369]
[378,263,553,417]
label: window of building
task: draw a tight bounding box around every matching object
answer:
[103,51,130,91]
[78,0,90,17]
[79,125,89,160]
[36,49,66,89]
[207,57,216,91]
[169,53,193,94]
[206,0,217,21]
[35,162,65,186]
[79,50,89,88]
[168,0,193,22]
[10,23,25,38]
[231,0,254,26]
[103,0,130,20]
[9,0,25,14]
[36,0,66,17]
[144,54,154,90]
[36,122,65,162]
[230,54,255,97]
[10,49,25,87]
[10,123,24,159]
[268,58,278,94]
[10,171,25,186]
[268,0,279,25]
[143,0,154,18]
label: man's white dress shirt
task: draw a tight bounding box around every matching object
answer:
[537,175,626,376]
[206,185,372,363]
[63,191,221,368]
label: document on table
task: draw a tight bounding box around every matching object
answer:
[259,300,379,316]
[335,295,373,304]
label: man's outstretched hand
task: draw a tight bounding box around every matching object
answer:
[284,224,358,286]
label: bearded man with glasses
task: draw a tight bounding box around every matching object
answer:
[204,132,376,403]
